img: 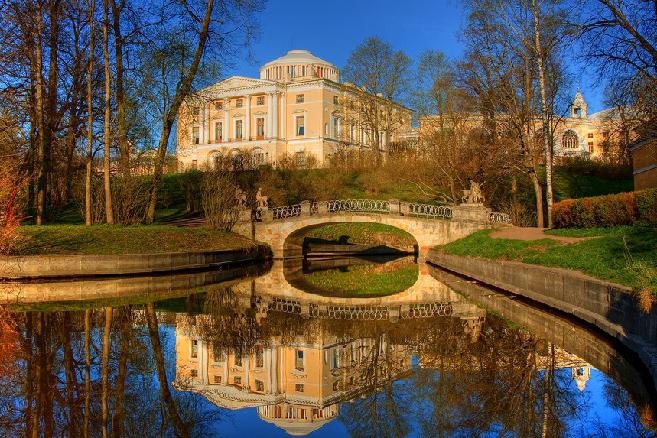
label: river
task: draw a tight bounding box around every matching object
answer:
[0,256,654,436]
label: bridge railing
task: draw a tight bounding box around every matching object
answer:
[251,198,512,226]
[325,199,390,214]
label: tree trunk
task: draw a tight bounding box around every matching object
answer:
[85,0,96,226]
[112,308,129,437]
[146,0,215,223]
[529,170,544,228]
[101,307,112,438]
[146,303,189,437]
[102,0,114,224]
[532,0,553,228]
[84,309,91,438]
[34,1,46,225]
[110,0,129,175]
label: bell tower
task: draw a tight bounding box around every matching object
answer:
[570,88,588,118]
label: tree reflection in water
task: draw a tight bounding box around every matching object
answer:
[0,276,654,437]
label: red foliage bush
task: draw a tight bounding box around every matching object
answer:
[553,189,657,228]
[0,175,25,254]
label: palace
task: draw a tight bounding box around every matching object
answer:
[176,49,413,169]
[419,89,630,160]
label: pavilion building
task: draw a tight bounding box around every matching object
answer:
[176,49,413,169]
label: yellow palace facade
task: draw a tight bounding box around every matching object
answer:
[176,50,413,169]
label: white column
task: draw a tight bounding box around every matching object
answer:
[244,95,251,141]
[200,341,208,384]
[272,93,279,139]
[265,349,271,392]
[267,93,273,138]
[280,93,286,139]
[223,108,229,142]
[203,104,210,144]
[223,352,228,384]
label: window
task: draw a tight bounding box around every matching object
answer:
[562,130,578,149]
[255,345,264,368]
[331,349,338,369]
[296,94,304,103]
[235,120,243,139]
[255,379,264,392]
[190,340,198,359]
[190,369,198,377]
[215,122,222,142]
[192,127,200,145]
[235,355,242,367]
[296,116,305,136]
[214,101,223,110]
[588,133,594,139]
[253,148,265,166]
[257,96,265,106]
[213,375,222,384]
[333,117,339,138]
[236,98,243,108]
[295,349,304,371]
[295,151,305,167]
[234,376,241,385]
[295,384,304,393]
[333,96,339,105]
[256,117,265,138]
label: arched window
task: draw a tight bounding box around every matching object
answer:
[209,151,222,169]
[562,130,579,149]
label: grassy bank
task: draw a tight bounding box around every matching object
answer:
[304,223,416,247]
[303,262,418,297]
[439,226,657,293]
[11,225,254,256]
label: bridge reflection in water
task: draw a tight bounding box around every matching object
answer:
[171,256,607,436]
[3,256,655,436]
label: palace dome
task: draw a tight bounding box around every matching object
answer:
[259,49,339,83]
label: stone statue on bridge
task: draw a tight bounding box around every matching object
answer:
[462,181,485,206]
[256,188,269,211]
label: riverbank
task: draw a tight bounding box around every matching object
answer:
[11,224,254,255]
[439,226,657,294]
[426,248,657,400]
[1,225,270,279]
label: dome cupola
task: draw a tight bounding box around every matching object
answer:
[260,49,339,83]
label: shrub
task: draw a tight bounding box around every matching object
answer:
[0,174,26,254]
[201,169,241,231]
[553,189,657,228]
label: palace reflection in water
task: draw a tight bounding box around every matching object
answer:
[0,256,655,437]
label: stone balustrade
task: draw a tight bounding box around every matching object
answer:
[242,198,510,225]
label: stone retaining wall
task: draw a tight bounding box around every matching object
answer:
[0,245,271,280]
[427,265,657,408]
[427,249,657,391]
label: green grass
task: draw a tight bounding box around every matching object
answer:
[304,223,416,247]
[440,226,657,292]
[303,262,419,297]
[11,224,254,255]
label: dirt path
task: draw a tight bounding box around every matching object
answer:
[490,227,588,244]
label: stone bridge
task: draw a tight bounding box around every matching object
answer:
[226,260,486,329]
[233,199,510,259]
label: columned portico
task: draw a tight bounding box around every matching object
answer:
[176,49,413,168]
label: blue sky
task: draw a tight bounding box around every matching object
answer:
[227,0,605,113]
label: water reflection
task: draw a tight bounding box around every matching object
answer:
[0,257,655,437]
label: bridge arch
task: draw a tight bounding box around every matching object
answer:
[283,221,419,259]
